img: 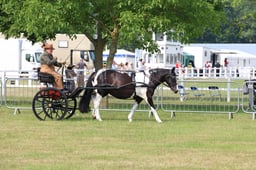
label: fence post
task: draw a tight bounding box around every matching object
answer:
[227,78,231,102]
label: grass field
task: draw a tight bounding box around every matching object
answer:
[1,107,256,170]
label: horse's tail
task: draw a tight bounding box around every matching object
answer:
[79,72,96,113]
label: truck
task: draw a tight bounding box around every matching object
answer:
[0,38,43,77]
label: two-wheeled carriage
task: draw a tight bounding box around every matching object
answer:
[32,67,178,122]
[32,68,84,121]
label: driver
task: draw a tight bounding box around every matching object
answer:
[40,43,65,89]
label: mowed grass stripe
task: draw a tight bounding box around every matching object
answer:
[0,108,256,170]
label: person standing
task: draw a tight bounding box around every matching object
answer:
[65,64,76,92]
[138,59,146,71]
[40,43,65,89]
[175,61,181,69]
[76,58,87,87]
[224,58,229,67]
[138,58,143,69]
[214,61,221,77]
[123,62,129,70]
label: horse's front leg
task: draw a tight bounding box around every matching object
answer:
[149,106,162,123]
[92,93,102,121]
[147,97,162,123]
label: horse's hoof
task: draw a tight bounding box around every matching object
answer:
[92,114,96,119]
[128,119,132,122]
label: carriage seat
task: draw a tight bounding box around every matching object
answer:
[37,67,55,84]
[38,71,55,84]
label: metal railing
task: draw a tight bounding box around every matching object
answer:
[161,80,240,119]
[4,77,39,114]
[0,69,255,120]
[241,80,256,119]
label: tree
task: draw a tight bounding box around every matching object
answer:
[194,0,256,43]
[236,0,256,42]
[0,0,226,70]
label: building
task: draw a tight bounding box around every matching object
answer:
[135,33,183,69]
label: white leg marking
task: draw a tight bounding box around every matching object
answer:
[92,93,102,121]
[150,106,162,123]
[128,103,138,122]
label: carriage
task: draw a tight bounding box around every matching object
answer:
[32,68,84,120]
[32,66,178,122]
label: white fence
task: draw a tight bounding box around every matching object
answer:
[176,66,256,79]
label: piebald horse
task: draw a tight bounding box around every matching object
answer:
[79,67,178,123]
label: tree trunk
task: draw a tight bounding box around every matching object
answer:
[87,24,107,71]
[93,38,106,70]
[106,24,119,69]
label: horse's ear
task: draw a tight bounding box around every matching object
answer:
[171,67,175,73]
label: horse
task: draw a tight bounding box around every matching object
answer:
[79,67,178,123]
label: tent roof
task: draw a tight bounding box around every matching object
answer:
[103,49,135,56]
[217,49,256,59]
[182,52,194,57]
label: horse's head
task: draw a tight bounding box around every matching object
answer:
[164,67,178,93]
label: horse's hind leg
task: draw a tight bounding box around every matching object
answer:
[128,102,139,122]
[128,96,143,122]
[92,93,103,121]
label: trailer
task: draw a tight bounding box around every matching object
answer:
[0,38,43,77]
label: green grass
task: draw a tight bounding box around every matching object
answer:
[1,107,256,170]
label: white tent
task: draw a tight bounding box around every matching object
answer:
[218,49,256,67]
[103,49,135,65]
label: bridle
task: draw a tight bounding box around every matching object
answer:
[148,69,177,88]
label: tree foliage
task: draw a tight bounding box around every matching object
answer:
[0,0,226,69]
[194,0,256,43]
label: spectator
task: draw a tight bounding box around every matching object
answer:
[112,60,118,70]
[138,59,146,71]
[224,58,229,67]
[124,62,129,70]
[215,61,221,77]
[119,63,124,70]
[138,59,143,69]
[130,63,134,70]
[187,62,193,68]
[205,61,212,76]
[65,64,76,92]
[76,58,87,87]
[175,61,181,69]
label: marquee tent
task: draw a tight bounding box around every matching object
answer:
[103,49,135,64]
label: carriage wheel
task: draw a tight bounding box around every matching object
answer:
[32,88,68,120]
[64,97,77,119]
[32,91,48,121]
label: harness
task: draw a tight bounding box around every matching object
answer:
[94,68,173,90]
